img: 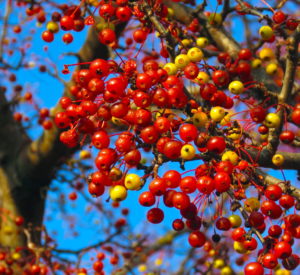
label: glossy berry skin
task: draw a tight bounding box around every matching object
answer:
[163,170,181,188]
[60,16,74,31]
[200,83,217,100]
[139,191,155,207]
[163,140,182,159]
[238,48,252,60]
[262,253,278,269]
[99,4,115,19]
[216,217,231,231]
[149,178,167,196]
[172,219,185,231]
[172,192,190,210]
[250,106,266,123]
[214,172,231,193]
[274,241,292,259]
[180,176,197,194]
[279,130,295,144]
[268,225,282,238]
[180,203,197,219]
[244,262,264,275]
[248,211,264,228]
[90,59,109,78]
[163,190,176,208]
[197,176,215,195]
[286,19,299,31]
[261,200,283,219]
[147,208,164,224]
[212,70,229,87]
[188,231,206,247]
[231,227,246,242]
[206,136,226,154]
[42,30,54,42]
[243,238,258,251]
[279,194,295,209]
[99,29,116,45]
[273,11,286,23]
[291,109,300,125]
[88,182,105,197]
[179,124,198,142]
[265,185,282,201]
[62,33,73,44]
[92,131,110,149]
[133,29,148,43]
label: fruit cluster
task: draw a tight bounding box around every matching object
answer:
[6,0,300,274]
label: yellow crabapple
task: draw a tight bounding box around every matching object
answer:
[228,81,244,94]
[181,144,196,160]
[163,63,178,75]
[272,154,285,166]
[187,47,203,62]
[196,37,209,48]
[110,185,127,201]
[264,113,281,128]
[222,150,239,165]
[175,54,190,69]
[124,173,142,190]
[210,106,226,122]
[192,111,208,127]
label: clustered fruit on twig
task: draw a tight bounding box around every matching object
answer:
[4,0,300,273]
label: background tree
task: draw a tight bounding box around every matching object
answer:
[0,0,300,274]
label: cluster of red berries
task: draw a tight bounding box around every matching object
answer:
[9,0,300,273]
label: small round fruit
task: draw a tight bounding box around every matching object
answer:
[147,208,164,224]
[210,106,226,122]
[192,111,208,127]
[196,37,209,48]
[181,39,192,47]
[259,48,275,61]
[181,144,196,160]
[124,173,142,190]
[228,80,244,94]
[221,266,233,275]
[174,54,190,69]
[266,63,278,75]
[221,151,239,165]
[42,31,54,42]
[244,262,264,275]
[233,241,247,254]
[163,63,178,75]
[272,154,284,167]
[251,58,262,69]
[244,197,260,212]
[279,130,295,144]
[206,136,226,154]
[46,21,59,33]
[110,185,127,201]
[188,231,206,247]
[213,258,225,269]
[195,71,210,84]
[187,47,203,62]
[228,214,242,228]
[259,26,274,40]
[264,113,280,128]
